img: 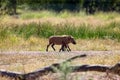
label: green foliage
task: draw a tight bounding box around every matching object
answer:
[52,62,73,80]
[20,10,87,19]
[0,27,9,40]
[0,0,16,15]
[20,10,57,19]
[1,22,120,41]
[1,0,120,15]
[94,12,120,20]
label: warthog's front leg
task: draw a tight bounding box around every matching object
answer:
[59,45,65,52]
[59,44,70,52]
[67,45,71,51]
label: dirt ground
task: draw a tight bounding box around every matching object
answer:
[0,51,120,80]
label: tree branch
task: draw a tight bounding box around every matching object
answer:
[0,54,120,80]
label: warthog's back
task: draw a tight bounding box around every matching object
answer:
[49,36,67,45]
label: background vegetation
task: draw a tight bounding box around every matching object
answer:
[0,0,120,51]
[1,20,120,40]
[1,11,120,51]
[0,0,120,15]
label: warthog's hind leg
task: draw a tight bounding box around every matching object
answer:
[46,43,52,51]
[51,43,56,51]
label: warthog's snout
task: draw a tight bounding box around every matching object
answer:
[73,41,76,44]
[70,38,76,45]
[72,41,76,44]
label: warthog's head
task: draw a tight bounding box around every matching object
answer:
[68,36,76,44]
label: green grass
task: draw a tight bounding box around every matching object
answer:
[94,11,120,20]
[19,10,87,19]
[19,10,120,20]
[1,22,120,51]
[1,22,120,41]
[20,10,57,19]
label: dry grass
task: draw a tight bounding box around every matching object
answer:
[1,15,120,27]
[72,53,120,66]
[1,36,120,51]
[0,11,120,27]
[75,39,120,51]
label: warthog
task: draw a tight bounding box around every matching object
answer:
[46,35,76,52]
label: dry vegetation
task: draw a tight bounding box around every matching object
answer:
[1,12,120,27]
[0,11,120,51]
[0,11,120,80]
[0,52,120,80]
[1,36,120,51]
